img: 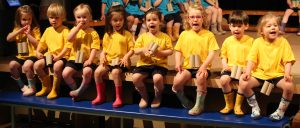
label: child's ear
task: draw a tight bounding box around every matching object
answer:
[245,24,249,30]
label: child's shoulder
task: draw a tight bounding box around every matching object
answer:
[198,29,214,37]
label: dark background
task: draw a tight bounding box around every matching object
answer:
[0,0,295,57]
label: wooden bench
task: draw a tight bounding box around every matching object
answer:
[0,91,291,128]
[222,10,299,32]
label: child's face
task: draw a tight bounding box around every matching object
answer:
[188,8,203,32]
[145,13,160,34]
[20,13,32,27]
[110,12,124,32]
[48,15,63,29]
[261,18,279,42]
[74,9,91,29]
[229,23,248,40]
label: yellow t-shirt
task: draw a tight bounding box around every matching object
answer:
[11,27,41,59]
[103,31,134,64]
[221,35,253,68]
[134,32,173,68]
[174,29,219,69]
[39,26,72,58]
[68,28,101,63]
[247,36,295,80]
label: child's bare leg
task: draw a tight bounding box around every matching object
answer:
[188,72,207,115]
[111,68,123,107]
[219,75,234,114]
[239,75,261,119]
[166,20,175,41]
[62,67,77,90]
[92,65,109,105]
[34,59,51,96]
[208,7,221,35]
[9,60,24,90]
[70,67,93,98]
[22,60,36,96]
[217,8,225,34]
[172,70,193,109]
[47,60,64,99]
[280,9,294,34]
[173,23,181,42]
[151,74,164,108]
[269,79,294,121]
[132,73,148,108]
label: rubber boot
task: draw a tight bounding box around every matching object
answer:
[23,79,36,96]
[188,93,206,116]
[151,87,162,108]
[92,83,106,105]
[35,75,51,97]
[269,97,290,121]
[220,91,234,114]
[136,86,148,108]
[47,76,60,99]
[112,85,123,108]
[247,94,261,119]
[175,91,193,109]
[234,93,245,116]
[280,22,286,35]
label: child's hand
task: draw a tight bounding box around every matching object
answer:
[36,51,44,59]
[284,74,292,82]
[175,64,183,74]
[241,72,250,81]
[84,60,92,67]
[24,25,30,35]
[76,21,85,29]
[120,56,129,67]
[197,66,208,78]
[222,64,230,71]
[143,48,151,57]
[52,55,60,62]
[100,15,105,21]
[100,55,107,65]
[152,51,164,58]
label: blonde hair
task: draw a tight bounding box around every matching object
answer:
[183,3,207,30]
[257,13,280,37]
[47,3,66,19]
[14,5,39,29]
[73,3,93,21]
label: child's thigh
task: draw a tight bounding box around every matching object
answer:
[132,73,148,82]
[34,59,46,69]
[174,70,192,83]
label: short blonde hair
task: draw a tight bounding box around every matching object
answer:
[47,3,66,19]
[73,3,93,21]
[183,3,207,30]
[257,13,280,37]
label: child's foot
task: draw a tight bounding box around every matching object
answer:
[269,110,284,121]
[69,90,78,98]
[250,107,261,119]
[188,105,204,116]
[23,88,36,96]
[21,86,29,92]
[112,97,123,108]
[47,89,59,100]
[234,107,245,116]
[297,31,300,36]
[150,97,161,108]
[139,98,148,108]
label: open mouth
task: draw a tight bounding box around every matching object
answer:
[270,31,276,34]
[149,25,155,28]
[192,23,199,27]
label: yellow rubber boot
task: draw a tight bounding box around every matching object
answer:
[220,91,234,114]
[234,93,245,116]
[35,76,51,97]
[47,76,60,100]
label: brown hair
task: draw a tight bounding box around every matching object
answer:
[14,5,39,29]
[229,10,249,25]
[105,5,127,36]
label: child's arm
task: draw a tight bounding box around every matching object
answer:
[177,2,187,14]
[153,49,173,58]
[101,3,106,20]
[153,0,162,7]
[221,58,229,71]
[36,44,44,59]
[134,47,150,56]
[287,0,293,8]
[100,50,108,65]
[123,0,129,5]
[6,26,28,42]
[175,50,183,73]
[284,62,292,81]
[120,50,134,67]
[84,48,98,67]
[242,60,256,81]
[53,48,71,61]
[67,23,84,42]
[198,50,216,76]
[25,26,38,48]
